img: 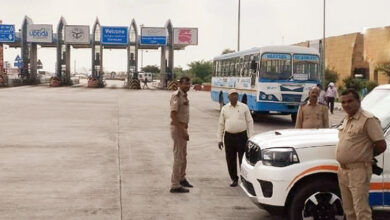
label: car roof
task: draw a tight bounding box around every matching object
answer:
[375,84,390,90]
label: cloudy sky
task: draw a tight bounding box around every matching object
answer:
[2,0,390,73]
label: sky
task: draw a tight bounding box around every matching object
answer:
[2,0,390,73]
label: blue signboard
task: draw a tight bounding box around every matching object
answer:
[140,36,167,45]
[263,53,291,60]
[101,26,128,45]
[14,55,23,68]
[0,24,15,43]
[293,54,319,61]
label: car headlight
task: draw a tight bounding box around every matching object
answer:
[261,147,299,167]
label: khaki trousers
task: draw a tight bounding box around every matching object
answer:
[338,163,372,220]
[170,125,188,189]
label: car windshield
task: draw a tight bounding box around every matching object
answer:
[260,53,292,80]
[361,88,390,130]
[293,54,320,81]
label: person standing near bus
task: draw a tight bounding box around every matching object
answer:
[217,89,254,187]
[170,76,193,193]
[336,89,386,220]
[295,87,329,129]
[326,82,338,114]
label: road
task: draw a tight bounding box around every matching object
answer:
[0,80,386,220]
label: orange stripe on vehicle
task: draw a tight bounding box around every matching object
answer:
[370,182,390,191]
[287,165,339,190]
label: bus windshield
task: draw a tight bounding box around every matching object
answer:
[260,53,291,80]
[293,54,320,81]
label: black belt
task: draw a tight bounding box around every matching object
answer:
[225,130,247,136]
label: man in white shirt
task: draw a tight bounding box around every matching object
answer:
[217,89,254,187]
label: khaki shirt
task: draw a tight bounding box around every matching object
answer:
[336,108,384,164]
[295,103,329,129]
[170,89,189,124]
[217,102,254,142]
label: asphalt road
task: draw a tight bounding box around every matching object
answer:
[0,80,387,220]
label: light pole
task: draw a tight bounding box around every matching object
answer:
[322,0,326,87]
[237,0,241,52]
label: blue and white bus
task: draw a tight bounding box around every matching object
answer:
[211,46,321,122]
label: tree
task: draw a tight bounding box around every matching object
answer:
[187,60,213,83]
[221,48,235,55]
[324,68,339,87]
[141,65,160,74]
[375,63,390,83]
[173,66,187,79]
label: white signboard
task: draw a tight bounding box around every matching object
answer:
[173,28,198,45]
[141,27,166,37]
[140,27,167,45]
[64,25,90,44]
[27,24,53,43]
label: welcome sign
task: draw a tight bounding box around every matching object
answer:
[27,24,53,43]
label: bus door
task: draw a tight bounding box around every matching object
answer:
[250,58,257,87]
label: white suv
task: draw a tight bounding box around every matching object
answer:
[240,85,390,220]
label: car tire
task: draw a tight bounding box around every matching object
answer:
[287,179,344,220]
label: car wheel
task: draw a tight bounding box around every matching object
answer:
[288,179,344,220]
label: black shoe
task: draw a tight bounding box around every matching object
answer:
[180,179,193,188]
[170,187,190,193]
[230,179,238,187]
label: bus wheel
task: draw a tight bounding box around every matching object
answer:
[291,113,297,124]
[219,93,224,111]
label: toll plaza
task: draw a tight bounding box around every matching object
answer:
[0,16,198,89]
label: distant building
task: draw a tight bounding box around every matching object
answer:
[294,26,390,87]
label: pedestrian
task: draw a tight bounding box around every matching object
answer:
[336,88,386,220]
[317,84,327,105]
[169,76,193,193]
[326,82,338,114]
[217,89,254,187]
[142,77,149,89]
[295,87,329,129]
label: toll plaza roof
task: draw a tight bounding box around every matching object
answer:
[6,32,187,50]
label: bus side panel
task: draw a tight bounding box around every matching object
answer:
[211,90,221,103]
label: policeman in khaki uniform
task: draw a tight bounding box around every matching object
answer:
[336,89,387,220]
[295,86,329,129]
[169,76,193,193]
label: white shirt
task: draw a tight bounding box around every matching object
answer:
[325,87,338,98]
[217,102,254,142]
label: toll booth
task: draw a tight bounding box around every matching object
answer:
[126,19,140,89]
[0,16,198,89]
[89,18,104,88]
[51,17,71,86]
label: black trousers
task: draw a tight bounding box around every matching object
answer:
[224,131,248,181]
[327,97,335,113]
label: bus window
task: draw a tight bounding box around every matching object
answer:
[231,58,237,76]
[260,53,291,80]
[221,60,226,77]
[243,55,251,77]
[213,61,217,76]
[293,54,320,81]
[238,57,243,76]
